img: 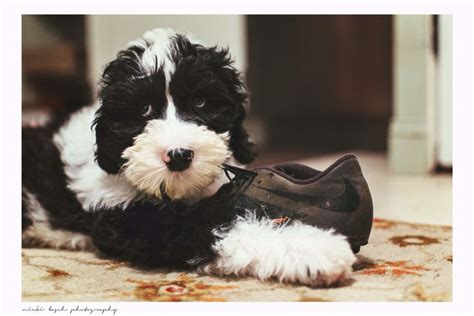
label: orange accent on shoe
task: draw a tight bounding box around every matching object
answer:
[273,216,289,224]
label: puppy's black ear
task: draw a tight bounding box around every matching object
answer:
[93,114,123,174]
[214,51,256,164]
[229,101,256,164]
[230,82,256,164]
[92,47,145,175]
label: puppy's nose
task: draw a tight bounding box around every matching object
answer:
[165,148,194,171]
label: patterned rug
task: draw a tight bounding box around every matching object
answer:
[22,218,452,302]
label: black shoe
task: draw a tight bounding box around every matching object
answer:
[222,154,373,253]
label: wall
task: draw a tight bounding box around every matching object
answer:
[436,15,452,167]
[389,15,437,173]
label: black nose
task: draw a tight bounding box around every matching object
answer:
[166,148,194,171]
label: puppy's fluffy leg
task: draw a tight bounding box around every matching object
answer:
[198,214,356,287]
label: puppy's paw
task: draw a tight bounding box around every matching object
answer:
[272,227,356,287]
[198,216,356,287]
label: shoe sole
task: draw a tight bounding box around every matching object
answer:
[347,235,369,253]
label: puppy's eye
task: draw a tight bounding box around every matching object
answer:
[140,104,153,117]
[191,95,205,108]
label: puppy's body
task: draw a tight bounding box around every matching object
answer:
[22,29,356,287]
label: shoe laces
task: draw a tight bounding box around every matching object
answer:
[222,164,257,191]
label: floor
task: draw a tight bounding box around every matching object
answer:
[22,218,452,302]
[254,151,452,226]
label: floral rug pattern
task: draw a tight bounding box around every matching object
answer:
[22,218,452,302]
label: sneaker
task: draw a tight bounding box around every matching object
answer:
[222,154,373,253]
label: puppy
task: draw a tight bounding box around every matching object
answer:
[22,28,355,287]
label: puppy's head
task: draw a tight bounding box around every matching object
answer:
[94,29,255,200]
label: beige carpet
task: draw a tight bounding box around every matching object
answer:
[22,218,452,302]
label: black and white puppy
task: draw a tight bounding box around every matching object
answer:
[22,28,356,287]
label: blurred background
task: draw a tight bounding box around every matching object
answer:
[22,15,452,225]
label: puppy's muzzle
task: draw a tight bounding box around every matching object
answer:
[165,148,194,171]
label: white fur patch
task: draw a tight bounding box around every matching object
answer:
[22,189,94,250]
[53,104,140,211]
[198,214,356,287]
[128,28,177,81]
[122,117,231,201]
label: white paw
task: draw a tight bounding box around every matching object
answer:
[272,223,356,287]
[198,215,356,287]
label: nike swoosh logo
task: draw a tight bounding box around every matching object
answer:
[256,177,360,213]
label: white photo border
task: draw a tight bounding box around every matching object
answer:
[0,0,472,315]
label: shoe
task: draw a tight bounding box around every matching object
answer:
[222,154,373,253]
